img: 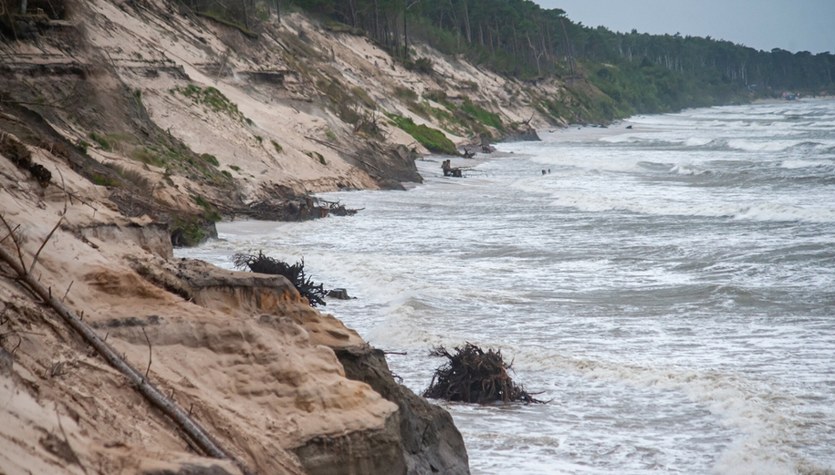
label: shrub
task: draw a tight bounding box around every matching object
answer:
[131,147,166,167]
[407,57,434,75]
[351,86,377,109]
[424,89,448,103]
[200,153,220,166]
[305,151,327,165]
[170,217,213,247]
[107,163,151,192]
[191,194,221,222]
[75,139,90,154]
[90,172,120,187]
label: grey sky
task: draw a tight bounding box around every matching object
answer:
[534,0,835,54]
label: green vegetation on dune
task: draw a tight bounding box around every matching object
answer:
[387,114,457,155]
[173,84,248,123]
[88,131,113,151]
[460,99,503,130]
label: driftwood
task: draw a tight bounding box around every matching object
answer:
[318,198,360,217]
[441,159,462,177]
[423,343,544,404]
[243,196,359,221]
[0,227,254,475]
[327,288,351,300]
[233,251,327,307]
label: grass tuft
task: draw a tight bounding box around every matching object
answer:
[173,84,248,123]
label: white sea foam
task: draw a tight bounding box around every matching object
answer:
[180,99,835,474]
[669,163,711,175]
[684,137,715,147]
[508,348,806,474]
[506,176,835,223]
[726,139,806,152]
[779,159,834,169]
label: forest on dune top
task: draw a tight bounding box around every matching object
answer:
[187,0,834,117]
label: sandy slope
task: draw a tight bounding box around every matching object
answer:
[76,0,568,199]
[0,0,585,472]
[1,136,406,473]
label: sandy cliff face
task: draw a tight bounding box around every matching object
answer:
[0,139,396,472]
[0,0,583,472]
[0,134,471,472]
[3,0,570,205]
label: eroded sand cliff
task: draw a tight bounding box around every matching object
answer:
[0,0,593,472]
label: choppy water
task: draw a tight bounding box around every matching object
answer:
[178,99,835,474]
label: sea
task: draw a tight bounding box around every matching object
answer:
[177,99,835,474]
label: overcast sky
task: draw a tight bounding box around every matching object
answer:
[534,0,835,54]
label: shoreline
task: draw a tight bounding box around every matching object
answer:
[202,101,835,472]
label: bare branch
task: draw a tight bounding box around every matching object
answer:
[141,325,152,380]
[0,223,19,245]
[61,280,73,302]
[28,168,68,277]
[0,213,27,273]
[50,180,98,212]
[0,329,45,337]
[2,74,79,111]
[11,335,21,355]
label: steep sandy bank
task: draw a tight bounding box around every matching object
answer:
[0,131,468,473]
[0,0,606,472]
[0,0,605,249]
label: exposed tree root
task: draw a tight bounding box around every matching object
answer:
[233,251,327,307]
[424,343,544,404]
